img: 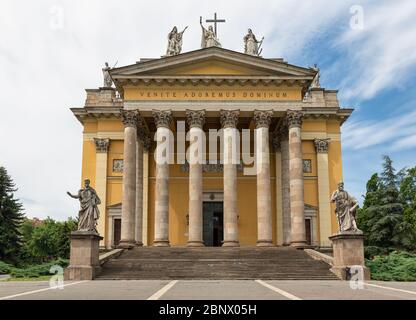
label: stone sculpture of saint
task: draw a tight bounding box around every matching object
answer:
[67,179,101,233]
[310,64,321,88]
[331,182,360,233]
[200,17,221,48]
[102,62,113,88]
[244,29,263,56]
[166,26,188,56]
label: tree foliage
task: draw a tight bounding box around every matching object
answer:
[0,167,24,263]
[358,156,416,251]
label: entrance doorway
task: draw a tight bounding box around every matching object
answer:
[203,202,223,246]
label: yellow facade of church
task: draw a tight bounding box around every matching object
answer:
[72,47,351,249]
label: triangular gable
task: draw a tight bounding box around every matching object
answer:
[110,47,316,79]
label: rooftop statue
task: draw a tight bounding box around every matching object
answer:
[310,64,321,88]
[244,29,263,56]
[102,62,113,88]
[200,16,221,48]
[331,182,360,233]
[166,26,188,56]
[67,179,101,233]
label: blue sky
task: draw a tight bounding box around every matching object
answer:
[0,0,415,219]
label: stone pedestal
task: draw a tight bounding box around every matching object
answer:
[64,231,103,281]
[329,232,370,280]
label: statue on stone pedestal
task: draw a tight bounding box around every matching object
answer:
[331,181,360,233]
[67,179,101,233]
[200,16,221,48]
[102,62,113,88]
[310,64,321,88]
[244,29,263,56]
[166,26,188,56]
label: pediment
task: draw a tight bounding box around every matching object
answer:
[110,47,316,80]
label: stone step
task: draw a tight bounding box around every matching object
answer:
[97,247,337,280]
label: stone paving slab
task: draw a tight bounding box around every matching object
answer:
[0,280,415,300]
[266,280,416,300]
[161,280,288,300]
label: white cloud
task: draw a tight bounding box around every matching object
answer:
[334,0,416,101]
[342,108,416,151]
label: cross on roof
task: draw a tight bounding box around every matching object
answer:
[205,12,226,37]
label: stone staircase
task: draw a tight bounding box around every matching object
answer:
[97,247,338,280]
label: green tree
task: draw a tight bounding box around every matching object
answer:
[399,166,416,237]
[0,167,24,263]
[25,217,77,262]
[359,156,414,249]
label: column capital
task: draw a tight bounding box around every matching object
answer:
[121,110,138,128]
[220,109,239,128]
[253,110,273,129]
[286,110,303,128]
[314,138,330,153]
[152,110,172,128]
[94,138,110,153]
[186,109,206,129]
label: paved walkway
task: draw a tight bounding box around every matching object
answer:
[0,280,415,300]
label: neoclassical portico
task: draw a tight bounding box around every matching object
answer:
[71,46,352,248]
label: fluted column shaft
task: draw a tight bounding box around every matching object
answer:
[287,111,306,247]
[221,110,240,247]
[254,110,273,246]
[135,133,144,246]
[187,110,205,246]
[280,125,291,245]
[153,110,172,247]
[119,110,137,248]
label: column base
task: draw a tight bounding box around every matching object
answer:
[222,241,240,247]
[118,240,136,249]
[256,240,275,247]
[187,241,205,247]
[135,241,143,247]
[153,240,170,247]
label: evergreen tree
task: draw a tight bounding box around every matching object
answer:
[0,167,25,262]
[362,156,413,248]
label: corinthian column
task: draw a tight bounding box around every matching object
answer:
[279,122,291,245]
[152,110,172,247]
[220,110,240,247]
[119,110,138,248]
[135,120,148,246]
[186,110,205,247]
[254,110,273,246]
[287,110,307,248]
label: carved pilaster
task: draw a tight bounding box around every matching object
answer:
[220,110,239,128]
[253,110,273,128]
[94,138,110,153]
[121,110,138,128]
[136,118,150,144]
[152,110,172,128]
[286,110,303,128]
[186,110,206,129]
[314,138,330,153]
[272,134,281,152]
[143,136,152,152]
